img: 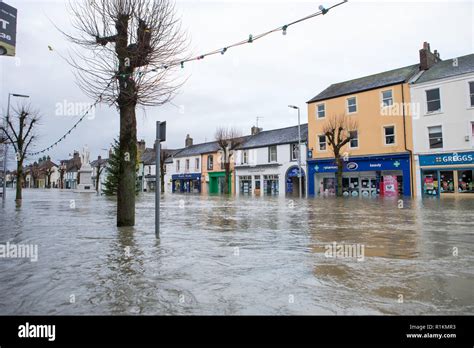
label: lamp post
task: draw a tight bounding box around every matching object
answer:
[2,93,29,202]
[288,105,303,198]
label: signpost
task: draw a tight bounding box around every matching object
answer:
[155,121,166,238]
[0,1,17,57]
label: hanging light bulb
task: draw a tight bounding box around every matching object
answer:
[282,25,288,36]
[221,47,227,55]
[180,61,184,69]
[248,34,253,43]
[319,5,328,15]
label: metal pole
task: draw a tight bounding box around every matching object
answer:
[297,107,302,199]
[2,94,11,202]
[155,122,161,238]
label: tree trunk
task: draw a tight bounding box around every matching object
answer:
[224,162,230,194]
[96,170,100,194]
[336,156,343,197]
[16,162,23,201]
[117,103,137,227]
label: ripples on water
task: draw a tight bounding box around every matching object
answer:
[0,189,473,315]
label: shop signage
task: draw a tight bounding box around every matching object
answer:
[287,167,305,178]
[347,162,358,170]
[312,156,409,173]
[419,151,474,167]
[0,2,17,56]
[172,173,201,180]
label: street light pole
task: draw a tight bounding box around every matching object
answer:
[289,105,303,198]
[2,93,30,202]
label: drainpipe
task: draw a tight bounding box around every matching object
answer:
[401,83,414,197]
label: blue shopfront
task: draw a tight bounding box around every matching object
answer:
[308,153,412,197]
[418,151,474,197]
[172,173,201,193]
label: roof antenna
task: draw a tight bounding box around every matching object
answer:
[256,116,264,128]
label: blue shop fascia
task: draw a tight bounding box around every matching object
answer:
[172,173,201,193]
[307,153,412,197]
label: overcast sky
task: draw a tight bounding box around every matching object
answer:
[1,0,473,166]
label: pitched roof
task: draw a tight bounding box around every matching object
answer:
[173,141,220,158]
[414,53,474,84]
[240,124,308,149]
[307,64,419,103]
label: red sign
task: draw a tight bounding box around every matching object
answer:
[383,175,398,197]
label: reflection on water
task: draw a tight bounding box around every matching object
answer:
[0,189,473,315]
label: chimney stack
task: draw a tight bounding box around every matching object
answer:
[251,126,262,135]
[137,139,146,154]
[185,134,193,147]
[419,41,441,71]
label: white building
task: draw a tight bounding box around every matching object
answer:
[234,124,308,197]
[410,51,474,197]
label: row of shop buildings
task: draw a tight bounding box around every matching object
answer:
[160,42,473,198]
[162,126,308,196]
[306,42,474,198]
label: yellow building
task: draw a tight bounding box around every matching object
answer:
[306,64,420,197]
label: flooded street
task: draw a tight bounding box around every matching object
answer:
[0,189,473,315]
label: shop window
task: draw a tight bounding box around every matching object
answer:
[207,155,213,170]
[381,90,393,107]
[384,126,395,145]
[268,146,277,162]
[426,88,441,113]
[317,104,325,118]
[291,144,299,161]
[458,170,474,193]
[428,126,443,149]
[469,82,474,107]
[347,97,357,114]
[440,171,454,193]
[349,130,358,148]
[318,135,327,151]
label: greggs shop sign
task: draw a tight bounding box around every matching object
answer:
[419,152,474,167]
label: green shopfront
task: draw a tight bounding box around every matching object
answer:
[208,172,231,194]
[417,151,474,197]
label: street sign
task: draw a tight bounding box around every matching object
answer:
[0,1,17,57]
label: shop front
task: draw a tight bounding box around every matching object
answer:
[208,172,231,194]
[172,173,201,193]
[308,153,412,197]
[285,166,306,196]
[418,151,474,197]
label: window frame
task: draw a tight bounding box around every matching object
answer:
[381,89,393,108]
[425,88,441,114]
[469,81,474,108]
[428,125,443,149]
[290,143,299,161]
[185,159,190,171]
[383,125,396,146]
[268,145,277,162]
[346,96,357,114]
[318,134,327,152]
[349,130,359,149]
[176,160,180,172]
[195,158,200,171]
[207,155,214,171]
[316,103,326,119]
[242,150,248,164]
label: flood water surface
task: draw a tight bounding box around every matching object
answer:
[0,189,473,315]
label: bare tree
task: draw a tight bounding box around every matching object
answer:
[215,127,244,194]
[0,105,39,202]
[62,0,188,226]
[322,114,358,197]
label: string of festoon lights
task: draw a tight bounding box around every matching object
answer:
[27,0,347,157]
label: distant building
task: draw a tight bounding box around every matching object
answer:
[234,125,308,196]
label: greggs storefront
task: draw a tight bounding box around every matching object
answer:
[308,153,412,197]
[416,151,474,197]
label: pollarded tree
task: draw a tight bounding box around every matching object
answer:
[322,114,358,197]
[0,105,40,201]
[215,127,244,194]
[62,0,188,226]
